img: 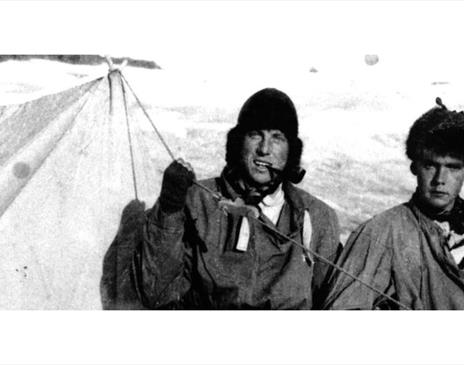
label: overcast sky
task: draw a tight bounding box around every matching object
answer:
[3,0,464,81]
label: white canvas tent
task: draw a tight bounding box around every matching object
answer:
[0,68,172,309]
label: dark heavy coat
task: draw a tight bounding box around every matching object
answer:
[133,173,340,309]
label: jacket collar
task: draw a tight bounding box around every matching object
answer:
[282,181,307,231]
[219,168,307,231]
[411,193,464,235]
[408,194,464,279]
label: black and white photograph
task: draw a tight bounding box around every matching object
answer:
[1,1,464,364]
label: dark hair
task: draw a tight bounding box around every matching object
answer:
[406,99,464,161]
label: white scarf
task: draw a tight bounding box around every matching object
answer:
[258,184,285,225]
[235,184,285,252]
[435,220,464,266]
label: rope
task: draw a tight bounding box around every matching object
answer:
[118,71,412,310]
[119,73,176,161]
[119,71,139,200]
[120,73,223,200]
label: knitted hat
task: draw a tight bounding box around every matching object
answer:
[406,97,464,160]
[235,88,299,140]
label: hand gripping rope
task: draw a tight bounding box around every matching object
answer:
[116,69,411,310]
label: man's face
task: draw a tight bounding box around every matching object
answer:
[240,129,289,187]
[412,150,464,213]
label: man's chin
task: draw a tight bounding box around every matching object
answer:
[424,197,454,213]
[247,174,280,189]
[251,180,272,189]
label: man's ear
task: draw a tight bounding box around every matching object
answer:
[410,161,417,176]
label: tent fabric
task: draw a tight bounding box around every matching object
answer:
[0,70,169,309]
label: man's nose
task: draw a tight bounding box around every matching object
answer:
[257,136,271,155]
[432,166,448,185]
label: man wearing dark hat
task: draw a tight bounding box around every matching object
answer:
[132,88,340,309]
[323,99,464,310]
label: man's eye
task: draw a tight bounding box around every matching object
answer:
[247,131,260,138]
[272,133,287,142]
[422,162,434,169]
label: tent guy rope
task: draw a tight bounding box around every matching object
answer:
[120,74,139,200]
[119,71,223,201]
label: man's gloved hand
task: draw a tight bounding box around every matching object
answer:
[159,158,195,214]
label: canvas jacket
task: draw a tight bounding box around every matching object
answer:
[323,197,464,310]
[133,172,340,309]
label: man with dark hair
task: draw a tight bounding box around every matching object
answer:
[131,88,340,309]
[323,98,464,310]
